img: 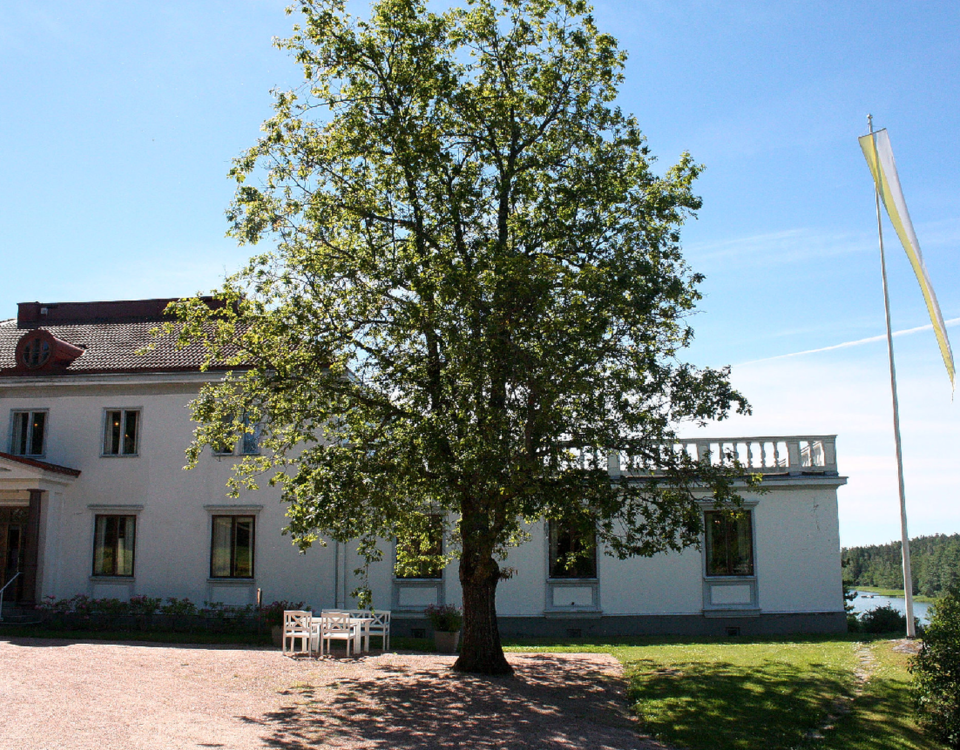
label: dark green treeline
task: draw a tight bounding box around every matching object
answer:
[842,533,960,597]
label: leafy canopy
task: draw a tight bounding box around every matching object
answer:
[172,0,750,600]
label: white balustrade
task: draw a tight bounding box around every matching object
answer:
[610,435,837,477]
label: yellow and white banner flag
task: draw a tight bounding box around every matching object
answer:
[860,128,956,391]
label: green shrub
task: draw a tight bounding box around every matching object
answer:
[859,604,908,634]
[911,588,960,747]
[425,604,463,632]
[160,597,198,616]
[262,600,307,627]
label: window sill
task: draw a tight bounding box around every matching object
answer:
[546,577,600,584]
[543,608,602,618]
[99,454,140,459]
[207,578,256,585]
[89,576,135,584]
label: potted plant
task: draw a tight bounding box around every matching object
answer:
[425,604,463,653]
[263,600,307,646]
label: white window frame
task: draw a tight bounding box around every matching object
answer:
[101,408,141,457]
[9,409,48,457]
[546,519,598,581]
[212,414,262,457]
[393,513,445,581]
[87,504,143,582]
[703,508,756,578]
[204,505,261,581]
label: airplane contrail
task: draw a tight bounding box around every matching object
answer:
[736,317,960,367]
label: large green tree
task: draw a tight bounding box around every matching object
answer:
[174,0,750,674]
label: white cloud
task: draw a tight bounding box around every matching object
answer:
[690,346,959,548]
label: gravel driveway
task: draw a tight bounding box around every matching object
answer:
[0,637,666,749]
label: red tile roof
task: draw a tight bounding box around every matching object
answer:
[0,298,247,377]
[0,452,81,477]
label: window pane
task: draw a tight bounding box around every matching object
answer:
[210,517,232,577]
[241,419,260,455]
[104,411,121,454]
[93,516,109,574]
[29,412,45,455]
[122,411,138,455]
[116,517,135,576]
[93,515,136,576]
[395,515,443,579]
[705,511,754,577]
[12,412,28,455]
[549,521,597,579]
[233,518,254,577]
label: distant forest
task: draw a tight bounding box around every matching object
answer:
[843,533,960,598]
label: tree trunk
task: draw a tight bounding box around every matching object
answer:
[453,550,513,675]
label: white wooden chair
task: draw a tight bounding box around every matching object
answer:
[321,609,391,651]
[364,610,391,651]
[282,610,316,656]
[318,612,358,656]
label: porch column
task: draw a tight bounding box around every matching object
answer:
[21,489,43,606]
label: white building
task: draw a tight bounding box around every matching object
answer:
[0,298,847,636]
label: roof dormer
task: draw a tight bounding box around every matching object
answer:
[14,329,85,372]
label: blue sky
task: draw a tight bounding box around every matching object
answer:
[1,1,957,548]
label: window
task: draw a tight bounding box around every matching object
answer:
[92,515,136,576]
[103,409,140,456]
[549,521,597,579]
[212,413,261,456]
[20,335,51,369]
[10,410,46,456]
[704,510,754,577]
[240,416,261,455]
[395,515,444,579]
[210,515,255,578]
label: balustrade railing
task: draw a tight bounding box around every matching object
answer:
[607,435,838,478]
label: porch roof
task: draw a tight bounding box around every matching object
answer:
[0,454,81,495]
[0,452,81,478]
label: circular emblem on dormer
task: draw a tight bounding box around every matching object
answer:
[14,329,85,372]
[20,334,52,369]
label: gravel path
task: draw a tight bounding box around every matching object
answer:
[0,638,666,749]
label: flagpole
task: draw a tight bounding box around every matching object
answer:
[868,114,916,638]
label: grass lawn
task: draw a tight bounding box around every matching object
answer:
[823,640,936,750]
[604,635,941,750]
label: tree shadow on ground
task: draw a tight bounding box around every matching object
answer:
[626,657,853,750]
[245,653,656,749]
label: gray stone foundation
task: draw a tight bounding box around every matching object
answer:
[392,611,847,639]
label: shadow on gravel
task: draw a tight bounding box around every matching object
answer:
[1,635,272,650]
[246,653,647,750]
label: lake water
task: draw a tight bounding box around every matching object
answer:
[851,590,933,625]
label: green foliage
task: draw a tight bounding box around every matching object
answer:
[857,604,909,634]
[425,604,463,632]
[36,595,256,634]
[161,597,198,616]
[171,0,750,671]
[912,588,960,747]
[843,533,960,598]
[128,595,162,616]
[262,599,308,627]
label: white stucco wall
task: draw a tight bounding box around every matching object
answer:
[2,378,339,609]
[2,376,846,623]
